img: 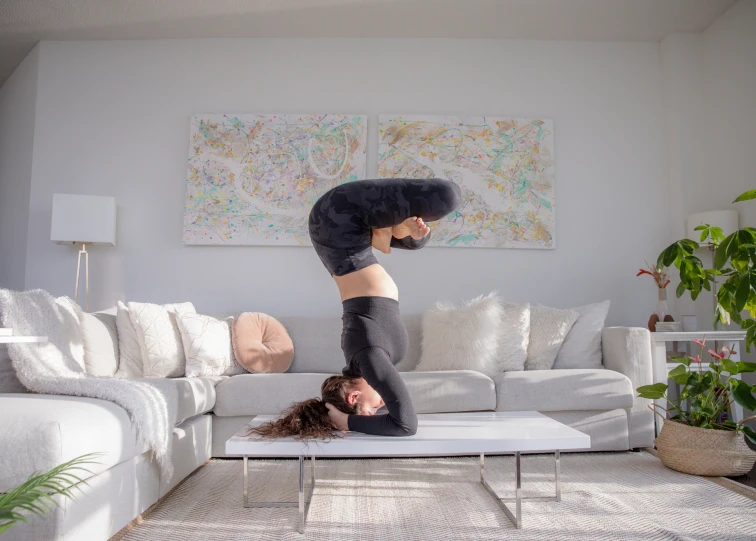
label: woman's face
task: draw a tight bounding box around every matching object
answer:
[349,378,385,415]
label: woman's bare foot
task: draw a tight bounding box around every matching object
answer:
[393,217,430,240]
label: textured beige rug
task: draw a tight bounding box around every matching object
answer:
[121,452,756,540]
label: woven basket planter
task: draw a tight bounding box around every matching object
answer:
[655,420,756,476]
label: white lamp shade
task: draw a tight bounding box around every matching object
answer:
[686,210,738,244]
[51,194,116,246]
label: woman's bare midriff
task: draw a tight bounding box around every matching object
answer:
[333,264,399,302]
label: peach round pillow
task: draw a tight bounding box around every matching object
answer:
[231,312,294,373]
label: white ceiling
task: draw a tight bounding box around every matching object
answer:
[0,0,736,87]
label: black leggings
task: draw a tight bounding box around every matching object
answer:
[308,178,462,436]
[308,178,462,276]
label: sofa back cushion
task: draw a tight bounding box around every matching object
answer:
[553,301,610,369]
[0,344,27,393]
[278,313,423,374]
[81,312,119,376]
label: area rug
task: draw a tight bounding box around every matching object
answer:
[120,452,756,540]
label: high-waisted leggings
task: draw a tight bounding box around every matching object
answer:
[308,178,462,436]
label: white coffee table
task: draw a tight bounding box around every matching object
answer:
[226,411,590,532]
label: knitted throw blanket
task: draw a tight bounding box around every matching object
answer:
[0,288,177,477]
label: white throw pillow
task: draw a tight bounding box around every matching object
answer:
[415,292,503,377]
[115,300,145,379]
[177,313,245,377]
[553,301,611,369]
[525,305,580,370]
[81,311,119,377]
[128,301,196,378]
[496,302,530,372]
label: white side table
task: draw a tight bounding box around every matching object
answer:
[0,336,48,344]
[651,331,746,436]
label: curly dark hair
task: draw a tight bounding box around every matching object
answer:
[248,375,361,440]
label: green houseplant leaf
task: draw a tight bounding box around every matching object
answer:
[734,190,756,203]
[668,364,690,385]
[730,380,756,411]
[637,382,668,399]
[0,453,100,535]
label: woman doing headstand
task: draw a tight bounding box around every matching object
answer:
[252,178,461,439]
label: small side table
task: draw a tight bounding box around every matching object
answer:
[0,336,48,344]
[651,331,746,436]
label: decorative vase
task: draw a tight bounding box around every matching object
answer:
[656,287,669,320]
[655,420,756,476]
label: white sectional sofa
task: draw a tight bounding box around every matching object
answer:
[0,308,654,541]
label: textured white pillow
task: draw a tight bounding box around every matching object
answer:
[553,301,610,369]
[496,302,530,372]
[115,301,145,379]
[128,301,196,378]
[177,313,245,377]
[415,292,503,377]
[525,305,580,370]
[81,311,119,377]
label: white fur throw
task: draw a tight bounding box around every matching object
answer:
[0,288,177,477]
[415,292,503,377]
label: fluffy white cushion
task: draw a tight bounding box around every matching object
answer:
[553,301,611,369]
[177,313,245,377]
[496,302,530,372]
[81,312,119,377]
[115,301,145,379]
[525,305,579,370]
[128,301,196,378]
[415,292,503,377]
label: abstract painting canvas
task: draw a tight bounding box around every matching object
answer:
[183,114,367,245]
[378,115,555,249]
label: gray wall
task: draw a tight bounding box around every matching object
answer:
[0,45,39,291]
[18,38,669,322]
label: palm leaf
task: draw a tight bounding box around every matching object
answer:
[0,453,101,534]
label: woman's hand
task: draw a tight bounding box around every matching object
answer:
[325,402,349,431]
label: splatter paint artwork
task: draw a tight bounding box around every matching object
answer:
[378,115,555,249]
[183,114,367,245]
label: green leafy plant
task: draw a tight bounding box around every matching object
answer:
[638,338,756,444]
[0,453,100,535]
[655,189,756,351]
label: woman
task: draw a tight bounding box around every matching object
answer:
[252,178,462,439]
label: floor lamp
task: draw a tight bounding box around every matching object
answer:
[686,210,738,330]
[51,194,116,312]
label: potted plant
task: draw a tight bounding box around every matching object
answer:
[0,454,97,535]
[637,188,756,476]
[637,339,756,475]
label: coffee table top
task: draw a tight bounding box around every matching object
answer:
[226,411,591,457]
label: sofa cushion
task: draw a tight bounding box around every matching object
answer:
[0,394,149,491]
[553,301,610,370]
[214,373,326,416]
[135,376,220,425]
[82,311,119,377]
[279,314,424,374]
[277,317,345,373]
[494,369,633,412]
[401,370,496,413]
[0,344,27,393]
[213,370,495,417]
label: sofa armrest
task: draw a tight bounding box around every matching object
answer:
[602,326,655,448]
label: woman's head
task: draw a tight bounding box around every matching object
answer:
[249,375,384,439]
